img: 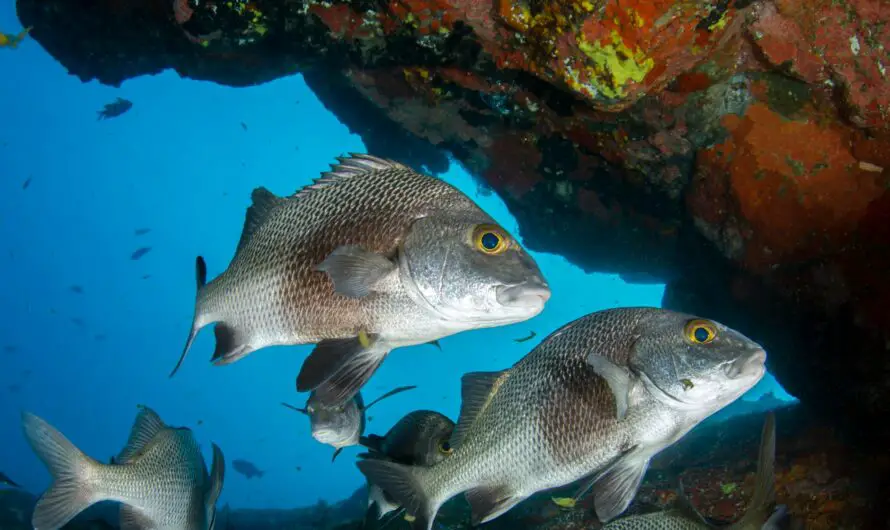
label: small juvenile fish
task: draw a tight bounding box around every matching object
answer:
[22,405,225,530]
[551,497,576,508]
[70,285,84,294]
[22,176,32,190]
[0,27,31,49]
[358,308,767,529]
[134,228,152,236]
[0,471,20,488]
[173,154,550,407]
[283,385,416,461]
[602,413,779,530]
[232,459,263,479]
[359,409,456,519]
[513,331,536,343]
[131,246,152,260]
[240,122,247,131]
[97,97,133,120]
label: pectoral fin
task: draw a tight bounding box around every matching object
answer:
[586,354,633,421]
[316,245,397,298]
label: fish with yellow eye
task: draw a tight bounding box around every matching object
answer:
[173,154,551,409]
[0,27,32,49]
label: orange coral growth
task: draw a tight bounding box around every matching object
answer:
[693,103,887,273]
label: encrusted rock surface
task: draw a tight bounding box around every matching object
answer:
[14,0,890,521]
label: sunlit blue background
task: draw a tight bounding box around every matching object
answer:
[0,4,794,511]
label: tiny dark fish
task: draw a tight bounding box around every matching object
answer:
[134,228,152,236]
[142,274,151,280]
[131,247,152,260]
[197,420,203,425]
[240,122,247,131]
[94,334,107,342]
[295,466,302,472]
[71,317,86,328]
[70,285,84,294]
[232,459,264,479]
[0,471,20,488]
[22,176,32,190]
[97,97,133,120]
[3,345,16,353]
[513,331,536,343]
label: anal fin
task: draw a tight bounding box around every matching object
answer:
[465,485,525,525]
[210,323,254,365]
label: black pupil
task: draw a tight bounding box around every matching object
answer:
[694,327,710,342]
[441,441,450,451]
[481,232,500,250]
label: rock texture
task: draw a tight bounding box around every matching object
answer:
[15,0,890,501]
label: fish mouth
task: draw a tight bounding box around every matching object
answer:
[495,281,552,312]
[724,349,767,380]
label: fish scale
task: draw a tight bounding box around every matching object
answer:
[358,307,767,530]
[174,153,550,407]
[22,407,224,530]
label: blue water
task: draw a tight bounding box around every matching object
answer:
[0,6,794,512]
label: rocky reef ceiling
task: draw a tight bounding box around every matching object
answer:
[16,0,890,452]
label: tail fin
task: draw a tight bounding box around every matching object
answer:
[170,256,209,377]
[22,412,101,530]
[729,412,777,530]
[357,459,436,530]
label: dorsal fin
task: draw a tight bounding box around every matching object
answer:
[236,187,283,253]
[292,154,409,199]
[449,371,509,450]
[115,405,167,464]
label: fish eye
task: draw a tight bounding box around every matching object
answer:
[472,224,509,255]
[438,439,453,455]
[684,319,717,344]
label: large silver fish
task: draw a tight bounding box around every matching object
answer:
[360,410,456,519]
[282,385,416,461]
[602,413,781,530]
[22,405,225,530]
[173,154,550,406]
[358,307,767,529]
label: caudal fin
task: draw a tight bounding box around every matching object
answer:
[22,412,101,530]
[357,459,436,530]
[170,256,210,377]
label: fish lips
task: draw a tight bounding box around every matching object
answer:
[495,281,551,314]
[724,348,768,380]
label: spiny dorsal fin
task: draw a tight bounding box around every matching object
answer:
[115,405,167,465]
[292,154,410,199]
[449,371,509,451]
[236,187,283,253]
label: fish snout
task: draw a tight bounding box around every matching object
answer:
[496,279,552,310]
[725,348,767,379]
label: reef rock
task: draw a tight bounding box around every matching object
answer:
[16,0,890,471]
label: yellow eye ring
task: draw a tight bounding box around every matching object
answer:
[473,224,509,255]
[438,439,454,456]
[685,319,717,344]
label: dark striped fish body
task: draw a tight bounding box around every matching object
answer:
[22,406,225,530]
[358,308,767,530]
[174,154,550,406]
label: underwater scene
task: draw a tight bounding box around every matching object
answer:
[1,0,888,529]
